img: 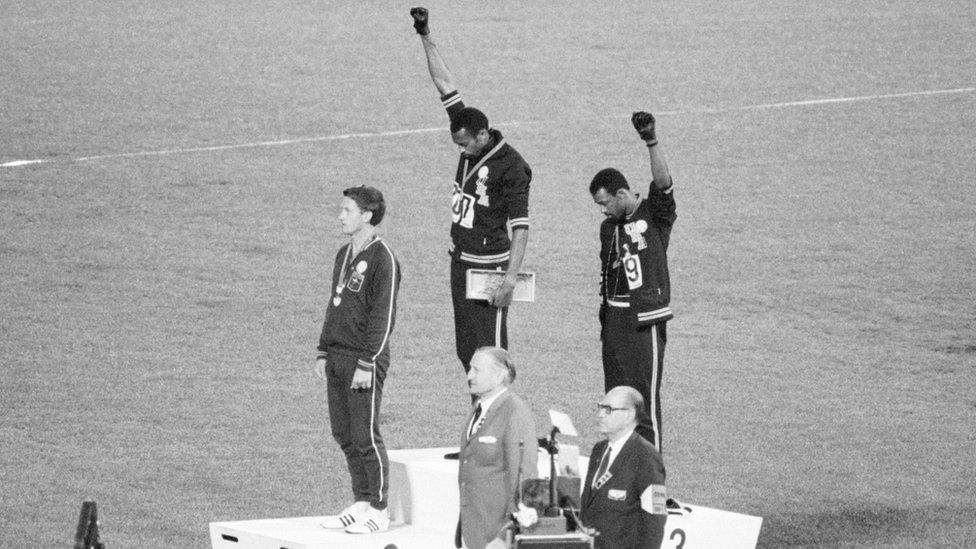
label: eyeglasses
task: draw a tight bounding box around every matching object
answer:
[596,404,630,415]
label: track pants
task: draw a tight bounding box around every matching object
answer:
[601,305,667,451]
[326,351,389,509]
[450,260,508,372]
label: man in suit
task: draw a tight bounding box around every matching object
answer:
[580,386,668,548]
[457,347,539,549]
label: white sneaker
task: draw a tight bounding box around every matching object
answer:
[320,501,369,529]
[344,506,390,534]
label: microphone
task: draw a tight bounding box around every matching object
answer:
[514,440,525,507]
[537,437,555,454]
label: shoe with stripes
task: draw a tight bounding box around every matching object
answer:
[320,501,369,529]
[344,506,390,534]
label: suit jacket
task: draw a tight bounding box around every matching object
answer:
[457,389,538,549]
[580,432,667,549]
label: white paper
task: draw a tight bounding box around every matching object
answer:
[548,409,578,437]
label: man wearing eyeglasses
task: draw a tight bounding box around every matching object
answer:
[580,386,667,548]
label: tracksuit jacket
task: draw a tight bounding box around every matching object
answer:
[317,238,400,370]
[442,90,531,266]
[599,183,676,327]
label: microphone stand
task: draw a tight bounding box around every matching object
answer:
[545,426,561,518]
[515,440,525,509]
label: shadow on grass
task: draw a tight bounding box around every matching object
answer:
[757,503,970,547]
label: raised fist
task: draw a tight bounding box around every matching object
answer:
[631,111,657,142]
[410,7,429,35]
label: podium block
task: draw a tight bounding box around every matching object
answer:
[208,448,462,549]
[209,447,761,549]
[386,447,460,528]
[385,447,562,529]
[209,517,453,549]
[661,503,762,549]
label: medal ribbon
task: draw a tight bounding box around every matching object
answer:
[335,245,354,297]
[460,137,507,188]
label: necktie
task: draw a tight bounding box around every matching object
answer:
[592,445,611,488]
[468,403,483,439]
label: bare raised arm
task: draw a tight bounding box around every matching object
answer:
[411,7,457,96]
[421,35,457,96]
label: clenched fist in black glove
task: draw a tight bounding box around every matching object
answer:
[631,111,657,146]
[410,7,429,35]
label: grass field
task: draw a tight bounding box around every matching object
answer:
[2,1,975,547]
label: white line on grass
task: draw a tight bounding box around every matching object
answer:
[669,87,976,115]
[2,86,973,169]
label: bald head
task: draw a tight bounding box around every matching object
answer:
[607,386,643,412]
[598,386,644,440]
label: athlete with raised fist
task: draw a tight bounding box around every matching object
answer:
[589,111,676,452]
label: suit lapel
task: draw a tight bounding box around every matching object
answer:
[582,440,609,508]
[583,433,640,506]
[460,404,477,448]
[613,432,638,470]
[605,432,639,483]
[461,390,512,448]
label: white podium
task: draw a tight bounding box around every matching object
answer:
[385,447,463,528]
[209,447,761,549]
[661,500,763,549]
[209,447,465,549]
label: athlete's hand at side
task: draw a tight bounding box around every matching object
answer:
[314,357,327,380]
[489,277,516,308]
[350,368,374,390]
[410,7,429,35]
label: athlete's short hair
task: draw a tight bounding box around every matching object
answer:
[343,185,386,226]
[589,167,630,196]
[450,107,490,136]
[474,346,516,384]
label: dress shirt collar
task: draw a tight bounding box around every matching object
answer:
[605,428,635,467]
[476,386,507,414]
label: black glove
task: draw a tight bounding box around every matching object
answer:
[410,7,430,35]
[631,111,657,144]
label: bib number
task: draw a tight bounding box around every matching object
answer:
[452,190,475,229]
[623,250,643,290]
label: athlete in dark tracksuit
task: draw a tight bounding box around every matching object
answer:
[316,188,401,520]
[411,7,532,373]
[591,112,675,452]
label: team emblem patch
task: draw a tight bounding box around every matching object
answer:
[624,219,648,250]
[475,166,490,205]
[347,261,367,292]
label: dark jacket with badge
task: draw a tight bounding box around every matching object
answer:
[599,184,676,328]
[317,238,400,370]
[580,432,667,549]
[442,91,531,266]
